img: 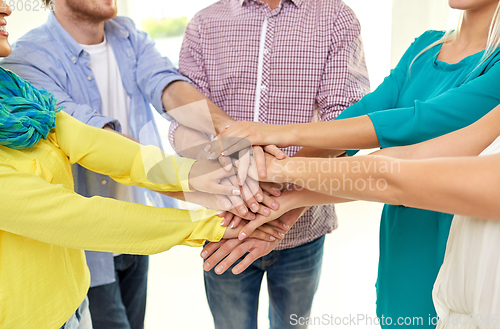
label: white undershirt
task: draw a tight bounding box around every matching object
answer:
[80,39,133,257]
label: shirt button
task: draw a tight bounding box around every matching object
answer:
[215,236,221,240]
[83,52,88,56]
[87,76,93,81]
[71,56,76,62]
[263,48,269,55]
[101,179,107,185]
[260,85,267,91]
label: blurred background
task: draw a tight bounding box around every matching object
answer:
[7,1,458,328]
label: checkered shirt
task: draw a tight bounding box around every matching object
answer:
[170,0,370,250]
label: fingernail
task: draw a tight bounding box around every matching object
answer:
[263,208,270,216]
[232,189,241,196]
[278,232,284,237]
[237,178,243,186]
[216,265,224,274]
[204,145,211,152]
[239,232,247,240]
[230,221,235,229]
[222,200,231,209]
[239,206,247,214]
[279,152,286,159]
[270,236,276,241]
[217,211,225,216]
[208,152,216,160]
[260,170,266,177]
[283,223,289,229]
[221,151,226,156]
[251,203,259,212]
[201,251,208,258]
[256,194,263,202]
[274,190,281,196]
[272,202,279,210]
[250,213,256,220]
[203,262,210,270]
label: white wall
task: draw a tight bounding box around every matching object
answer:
[390,0,451,68]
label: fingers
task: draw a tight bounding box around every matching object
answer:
[220,138,252,158]
[253,224,285,240]
[218,154,233,171]
[232,249,262,275]
[219,178,249,217]
[200,240,224,260]
[260,182,282,197]
[229,216,243,229]
[202,239,244,272]
[213,243,252,274]
[237,215,271,241]
[209,182,242,197]
[264,145,287,160]
[219,212,233,227]
[252,146,267,179]
[237,148,250,185]
[260,192,280,212]
[266,218,291,231]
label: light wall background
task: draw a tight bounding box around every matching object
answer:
[4,1,458,328]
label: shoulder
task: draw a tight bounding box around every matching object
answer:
[413,30,446,49]
[7,24,53,60]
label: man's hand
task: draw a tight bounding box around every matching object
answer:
[200,206,303,275]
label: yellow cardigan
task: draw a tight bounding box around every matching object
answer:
[0,111,225,328]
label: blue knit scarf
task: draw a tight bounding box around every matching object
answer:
[0,67,59,149]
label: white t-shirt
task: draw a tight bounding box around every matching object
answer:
[80,39,134,206]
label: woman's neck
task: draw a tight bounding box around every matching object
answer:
[438,4,497,64]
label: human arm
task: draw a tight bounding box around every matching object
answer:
[373,103,500,160]
[0,50,120,130]
[269,151,500,221]
[161,13,235,136]
[200,206,302,275]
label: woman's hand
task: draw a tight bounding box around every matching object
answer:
[221,217,286,242]
[236,190,301,240]
[188,160,241,196]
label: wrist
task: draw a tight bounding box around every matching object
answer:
[214,118,237,135]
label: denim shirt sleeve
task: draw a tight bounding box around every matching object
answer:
[1,49,120,131]
[124,18,192,120]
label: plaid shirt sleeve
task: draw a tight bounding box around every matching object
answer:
[316,3,370,122]
[168,14,211,153]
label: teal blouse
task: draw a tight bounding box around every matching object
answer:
[336,30,500,328]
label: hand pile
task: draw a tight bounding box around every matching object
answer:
[186,128,303,275]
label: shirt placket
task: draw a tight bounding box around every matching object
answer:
[253,4,281,124]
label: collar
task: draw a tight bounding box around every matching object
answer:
[239,0,304,8]
[45,12,129,62]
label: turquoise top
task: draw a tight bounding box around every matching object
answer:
[336,30,500,327]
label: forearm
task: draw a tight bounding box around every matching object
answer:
[173,124,211,160]
[58,112,195,192]
[287,115,379,150]
[293,146,346,158]
[275,155,500,220]
[0,164,225,254]
[162,81,235,135]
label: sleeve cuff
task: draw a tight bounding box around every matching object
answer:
[183,209,226,247]
[153,76,193,121]
[87,115,122,133]
[175,156,196,192]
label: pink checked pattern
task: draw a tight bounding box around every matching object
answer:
[170,0,370,250]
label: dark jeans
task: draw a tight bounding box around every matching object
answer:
[204,236,325,329]
[87,254,149,329]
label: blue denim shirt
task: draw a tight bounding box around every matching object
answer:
[1,13,190,287]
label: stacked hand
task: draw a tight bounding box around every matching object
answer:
[182,128,308,276]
